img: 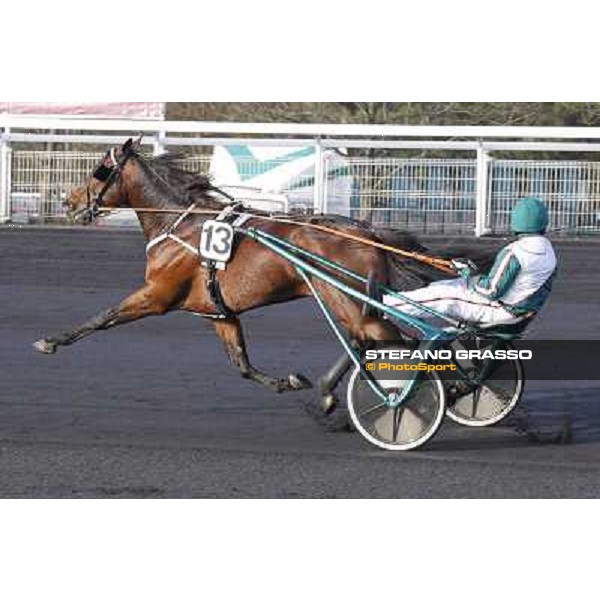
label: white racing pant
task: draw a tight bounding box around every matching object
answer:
[383,278,516,326]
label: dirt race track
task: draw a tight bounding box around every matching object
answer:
[1,227,600,498]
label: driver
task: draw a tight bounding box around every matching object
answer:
[383,197,558,328]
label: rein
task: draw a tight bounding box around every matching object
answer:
[96,205,456,275]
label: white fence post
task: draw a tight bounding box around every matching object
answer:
[152,130,167,156]
[0,129,12,224]
[321,150,331,214]
[313,138,325,214]
[475,142,491,237]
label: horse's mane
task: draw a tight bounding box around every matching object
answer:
[135,153,225,210]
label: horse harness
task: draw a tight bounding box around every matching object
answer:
[146,203,253,321]
[84,144,249,321]
[84,143,462,321]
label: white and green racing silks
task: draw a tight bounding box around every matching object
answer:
[471,247,522,301]
[469,235,558,316]
[507,269,557,315]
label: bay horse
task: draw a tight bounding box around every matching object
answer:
[33,139,498,417]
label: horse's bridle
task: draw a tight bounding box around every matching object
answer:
[80,143,135,223]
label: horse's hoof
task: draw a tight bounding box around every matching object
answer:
[320,393,339,415]
[288,373,313,391]
[33,339,57,355]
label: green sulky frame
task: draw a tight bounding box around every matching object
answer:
[241,227,458,408]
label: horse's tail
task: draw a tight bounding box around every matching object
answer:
[375,229,448,292]
[420,238,503,273]
[375,229,504,291]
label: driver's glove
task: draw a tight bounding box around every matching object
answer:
[450,258,479,280]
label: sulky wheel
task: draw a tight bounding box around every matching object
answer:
[347,368,446,452]
[446,343,525,428]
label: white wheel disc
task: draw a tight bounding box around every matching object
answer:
[347,369,446,451]
[446,357,524,427]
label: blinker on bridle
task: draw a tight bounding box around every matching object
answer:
[84,145,135,221]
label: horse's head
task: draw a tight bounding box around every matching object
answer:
[65,137,141,224]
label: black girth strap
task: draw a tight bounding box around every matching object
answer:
[201,203,250,320]
[206,260,235,320]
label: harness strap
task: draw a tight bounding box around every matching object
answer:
[202,204,247,319]
[146,233,199,256]
[170,202,198,230]
[206,262,235,320]
[215,203,242,222]
[146,203,244,320]
[109,148,119,166]
[146,202,200,255]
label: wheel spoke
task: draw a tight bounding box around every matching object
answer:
[359,402,387,418]
[471,387,482,419]
[392,407,404,442]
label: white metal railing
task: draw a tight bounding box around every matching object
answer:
[489,161,600,234]
[10,151,102,221]
[326,158,477,234]
[0,137,11,223]
[3,117,600,234]
[7,148,600,235]
[8,151,315,223]
[6,114,600,140]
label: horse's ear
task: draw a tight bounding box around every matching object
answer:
[133,135,143,151]
[122,138,133,152]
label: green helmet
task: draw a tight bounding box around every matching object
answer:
[511,197,549,234]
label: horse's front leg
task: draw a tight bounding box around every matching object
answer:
[33,285,171,354]
[213,317,312,394]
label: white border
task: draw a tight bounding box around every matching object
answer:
[1,502,595,600]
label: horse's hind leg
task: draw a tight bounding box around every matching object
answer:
[318,351,354,414]
[318,273,386,414]
[213,317,313,394]
[313,280,402,415]
[317,316,401,414]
